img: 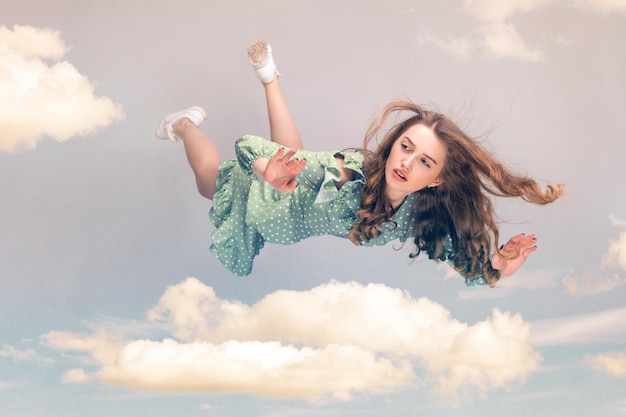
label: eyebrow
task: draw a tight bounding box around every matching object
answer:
[403,136,439,165]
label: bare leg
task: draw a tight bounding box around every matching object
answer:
[173,118,220,200]
[248,40,303,149]
[263,78,303,149]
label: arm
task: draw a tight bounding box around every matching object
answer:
[252,149,354,193]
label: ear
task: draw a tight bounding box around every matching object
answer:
[428,177,445,188]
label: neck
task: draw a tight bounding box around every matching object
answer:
[386,190,408,210]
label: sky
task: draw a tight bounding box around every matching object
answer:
[1,0,626,416]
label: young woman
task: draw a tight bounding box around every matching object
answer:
[156,41,564,286]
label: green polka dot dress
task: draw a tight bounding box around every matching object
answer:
[208,135,418,276]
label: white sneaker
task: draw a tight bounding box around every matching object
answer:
[155,106,207,142]
[247,40,279,84]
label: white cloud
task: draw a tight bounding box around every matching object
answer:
[502,268,560,289]
[609,215,626,228]
[590,351,626,376]
[418,32,474,58]
[41,330,127,365]
[574,0,626,13]
[458,268,560,301]
[478,22,546,62]
[561,228,626,296]
[415,0,554,61]
[423,0,625,62]
[0,25,67,59]
[62,368,93,383]
[99,339,414,401]
[44,278,541,403]
[530,306,626,346]
[425,309,540,401]
[0,343,53,365]
[0,344,37,361]
[563,271,626,296]
[0,24,124,153]
[602,231,626,271]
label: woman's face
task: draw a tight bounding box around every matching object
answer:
[384,123,447,206]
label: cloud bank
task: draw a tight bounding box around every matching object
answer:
[0,24,124,152]
[42,278,540,403]
[419,0,626,62]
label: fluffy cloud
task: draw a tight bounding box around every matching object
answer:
[0,24,124,153]
[591,352,626,376]
[0,343,53,365]
[43,279,541,403]
[418,32,474,59]
[0,344,38,361]
[41,330,127,365]
[602,231,626,271]
[478,22,545,62]
[62,368,93,383]
[417,0,553,62]
[99,339,414,401]
[562,229,626,296]
[421,0,625,62]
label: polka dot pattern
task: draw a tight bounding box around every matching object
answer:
[208,136,416,276]
[208,135,488,286]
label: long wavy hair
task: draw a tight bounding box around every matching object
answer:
[348,100,564,286]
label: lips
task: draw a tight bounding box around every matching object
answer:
[392,169,407,182]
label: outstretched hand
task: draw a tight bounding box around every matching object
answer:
[491,233,538,277]
[263,148,307,192]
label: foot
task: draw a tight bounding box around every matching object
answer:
[247,40,279,84]
[155,106,206,142]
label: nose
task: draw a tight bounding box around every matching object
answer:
[401,156,414,172]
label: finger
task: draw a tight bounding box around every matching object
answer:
[521,245,538,258]
[273,148,285,160]
[285,156,300,167]
[293,158,307,173]
[283,148,298,161]
[520,234,537,248]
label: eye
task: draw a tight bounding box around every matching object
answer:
[401,143,411,151]
[421,158,431,168]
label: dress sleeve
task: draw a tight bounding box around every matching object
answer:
[235,135,364,202]
[235,135,283,178]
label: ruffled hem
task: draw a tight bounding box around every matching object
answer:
[209,160,264,276]
[209,160,236,228]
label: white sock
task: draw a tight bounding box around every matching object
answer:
[249,42,279,84]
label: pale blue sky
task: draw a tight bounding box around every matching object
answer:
[1,0,626,416]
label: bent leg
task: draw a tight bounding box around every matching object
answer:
[173,119,220,200]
